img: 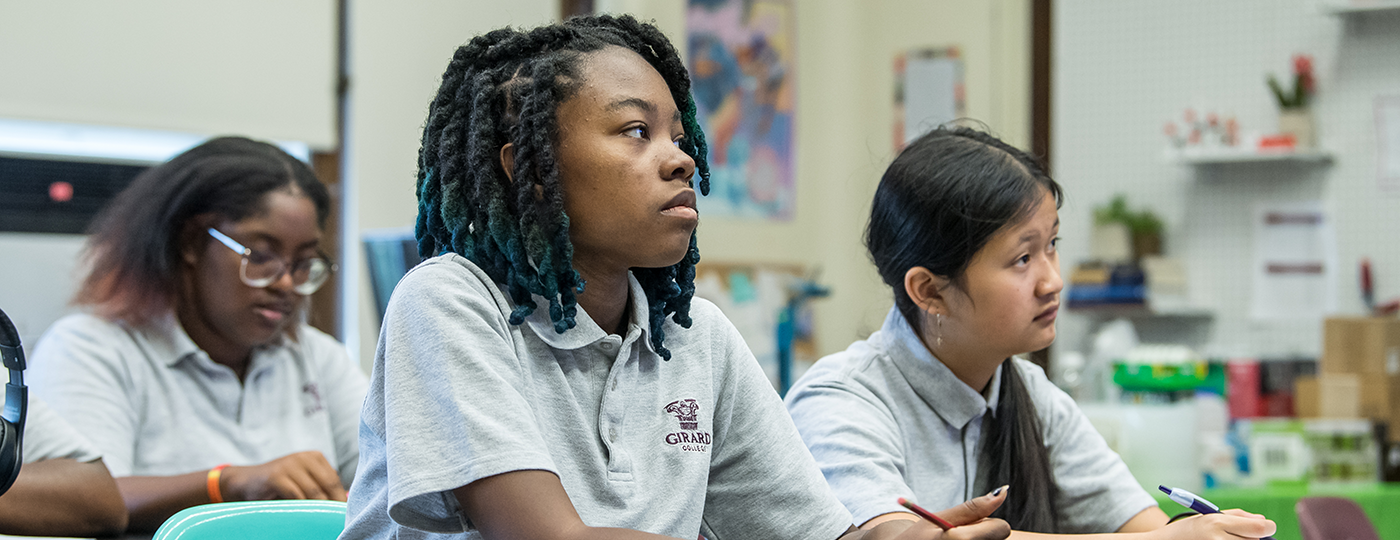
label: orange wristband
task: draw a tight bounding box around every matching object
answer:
[207,464,231,503]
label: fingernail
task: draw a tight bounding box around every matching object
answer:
[989,485,1007,497]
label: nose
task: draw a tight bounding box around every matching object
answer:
[265,266,298,295]
[663,142,696,184]
[1037,257,1064,297]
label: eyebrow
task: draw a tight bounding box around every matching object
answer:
[1017,219,1060,243]
[247,231,320,251]
[606,97,682,122]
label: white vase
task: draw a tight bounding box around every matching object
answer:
[1278,108,1315,149]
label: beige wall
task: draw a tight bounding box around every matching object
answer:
[0,0,338,148]
[345,0,1031,366]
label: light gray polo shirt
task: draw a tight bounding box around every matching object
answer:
[341,254,852,540]
[785,308,1154,533]
[23,395,102,464]
[28,313,367,487]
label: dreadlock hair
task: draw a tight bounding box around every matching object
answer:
[74,136,331,327]
[415,14,711,360]
[865,125,1064,533]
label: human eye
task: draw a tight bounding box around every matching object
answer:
[1015,254,1031,267]
[623,124,648,139]
[247,250,279,266]
[1049,237,1060,252]
[672,134,685,147]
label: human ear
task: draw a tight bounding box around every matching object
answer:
[499,143,516,183]
[903,266,952,316]
[179,215,217,266]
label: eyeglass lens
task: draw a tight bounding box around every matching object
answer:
[240,254,331,295]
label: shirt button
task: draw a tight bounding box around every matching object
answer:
[600,341,615,351]
[611,378,618,391]
[608,427,617,441]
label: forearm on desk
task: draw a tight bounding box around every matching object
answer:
[0,459,128,538]
[117,470,212,532]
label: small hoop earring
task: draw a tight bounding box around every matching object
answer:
[936,312,943,348]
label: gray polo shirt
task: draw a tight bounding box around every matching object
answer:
[341,254,851,540]
[23,395,102,464]
[785,308,1154,533]
[28,313,367,487]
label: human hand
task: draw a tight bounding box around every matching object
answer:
[220,451,347,502]
[1154,509,1276,540]
[858,487,1011,540]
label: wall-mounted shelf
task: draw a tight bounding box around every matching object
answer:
[1164,147,1334,166]
[1319,0,1400,15]
[1067,304,1214,319]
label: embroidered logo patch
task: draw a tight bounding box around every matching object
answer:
[301,383,324,416]
[663,398,711,452]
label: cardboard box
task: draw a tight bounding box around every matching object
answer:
[1322,317,1400,375]
[1361,377,1392,419]
[1293,373,1360,419]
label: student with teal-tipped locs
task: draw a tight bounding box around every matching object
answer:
[341,15,1013,540]
[785,126,1278,540]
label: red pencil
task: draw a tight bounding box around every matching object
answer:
[897,497,955,531]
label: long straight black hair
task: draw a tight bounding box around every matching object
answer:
[865,126,1064,533]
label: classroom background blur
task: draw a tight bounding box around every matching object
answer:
[2,1,1399,539]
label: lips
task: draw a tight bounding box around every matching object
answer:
[254,302,295,324]
[661,189,698,220]
[1035,304,1059,322]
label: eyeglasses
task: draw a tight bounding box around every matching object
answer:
[207,228,333,295]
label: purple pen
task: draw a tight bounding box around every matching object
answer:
[1159,485,1275,540]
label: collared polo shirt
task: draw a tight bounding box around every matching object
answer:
[23,395,102,464]
[785,308,1155,533]
[28,313,367,487]
[342,254,851,540]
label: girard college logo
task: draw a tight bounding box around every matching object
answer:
[663,398,712,453]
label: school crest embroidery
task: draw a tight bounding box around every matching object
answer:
[301,383,324,416]
[663,398,711,452]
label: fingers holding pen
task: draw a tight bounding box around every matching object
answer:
[936,485,1008,526]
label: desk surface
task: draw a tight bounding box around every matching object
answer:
[1150,484,1400,540]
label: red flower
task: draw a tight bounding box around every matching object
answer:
[1293,54,1313,76]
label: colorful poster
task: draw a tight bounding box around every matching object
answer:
[686,0,796,220]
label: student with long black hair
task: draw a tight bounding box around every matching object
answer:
[29,137,368,532]
[786,126,1276,540]
[341,15,1010,540]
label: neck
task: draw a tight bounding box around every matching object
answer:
[572,262,631,336]
[915,316,1001,392]
[174,297,251,382]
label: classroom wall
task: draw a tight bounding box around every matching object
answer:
[1053,0,1400,360]
[0,0,337,149]
[344,0,1032,367]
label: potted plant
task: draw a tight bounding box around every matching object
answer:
[1267,54,1316,148]
[1094,195,1163,262]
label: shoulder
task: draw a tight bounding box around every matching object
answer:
[395,253,498,298]
[799,336,887,389]
[676,296,735,338]
[32,313,147,365]
[41,312,128,342]
[291,324,352,362]
[1008,357,1082,427]
[386,254,510,323]
[786,337,890,408]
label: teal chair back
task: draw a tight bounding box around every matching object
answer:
[153,500,347,540]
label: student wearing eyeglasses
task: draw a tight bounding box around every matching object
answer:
[28,137,368,532]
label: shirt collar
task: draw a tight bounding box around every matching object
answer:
[519,271,657,355]
[146,313,292,369]
[880,307,1003,429]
